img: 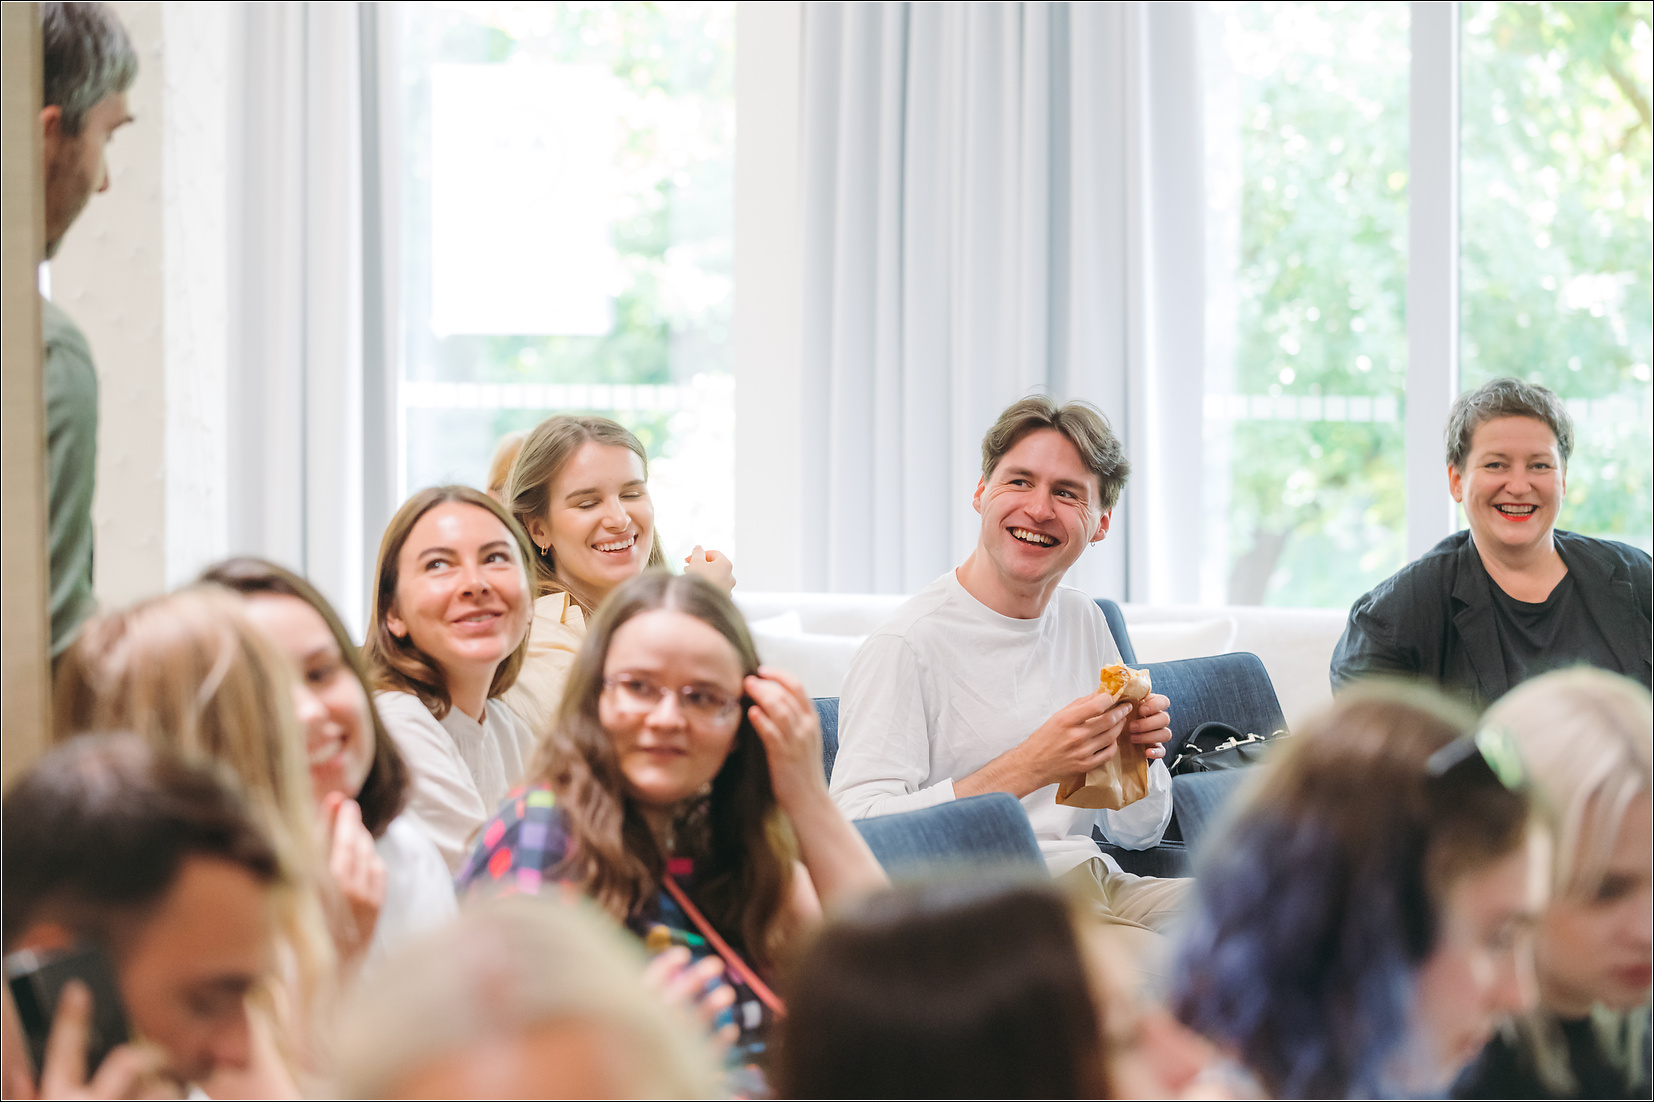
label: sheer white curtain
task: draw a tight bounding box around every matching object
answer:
[799,1,1205,602]
[226,2,398,634]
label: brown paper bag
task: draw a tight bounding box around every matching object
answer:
[1055,665,1153,811]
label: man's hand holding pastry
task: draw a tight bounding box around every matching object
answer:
[1126,692,1173,758]
[1048,665,1173,810]
[956,690,1134,800]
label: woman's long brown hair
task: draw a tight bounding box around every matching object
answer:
[364,485,536,719]
[200,556,410,839]
[529,570,797,967]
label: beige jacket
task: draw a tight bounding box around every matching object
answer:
[501,591,588,742]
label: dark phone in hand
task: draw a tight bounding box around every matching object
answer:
[4,945,131,1080]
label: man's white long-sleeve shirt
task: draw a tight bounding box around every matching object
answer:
[829,570,1173,877]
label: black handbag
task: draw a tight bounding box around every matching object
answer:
[1169,721,1291,775]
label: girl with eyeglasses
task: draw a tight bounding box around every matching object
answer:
[456,570,886,1089]
[1171,682,1549,1098]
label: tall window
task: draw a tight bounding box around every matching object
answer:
[1460,1,1652,550]
[399,2,737,558]
[1201,2,1412,607]
[1201,0,1652,610]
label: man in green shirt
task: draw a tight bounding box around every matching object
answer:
[39,2,136,656]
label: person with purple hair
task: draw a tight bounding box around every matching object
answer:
[1172,683,1549,1098]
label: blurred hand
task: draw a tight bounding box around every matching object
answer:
[29,981,171,1100]
[682,547,736,593]
[320,794,386,960]
[641,946,738,1051]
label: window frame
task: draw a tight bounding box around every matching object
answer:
[1406,0,1462,562]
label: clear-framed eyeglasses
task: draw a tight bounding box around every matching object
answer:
[602,674,742,725]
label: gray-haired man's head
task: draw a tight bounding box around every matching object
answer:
[40,2,137,258]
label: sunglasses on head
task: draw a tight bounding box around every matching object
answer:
[1425,722,1527,791]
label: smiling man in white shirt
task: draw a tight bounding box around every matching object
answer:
[831,395,1187,951]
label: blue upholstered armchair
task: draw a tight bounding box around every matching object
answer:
[1095,600,1289,877]
[853,794,1045,878]
[812,695,1045,876]
[1093,652,1287,878]
[811,599,1288,880]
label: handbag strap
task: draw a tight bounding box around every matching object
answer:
[662,874,787,1019]
[1171,724,1291,774]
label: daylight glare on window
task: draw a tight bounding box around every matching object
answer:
[399,1,736,561]
[386,1,1653,604]
[1460,0,1653,552]
[1201,1,1411,608]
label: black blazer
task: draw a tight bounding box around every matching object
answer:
[1331,529,1653,706]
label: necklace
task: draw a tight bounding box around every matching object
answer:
[656,782,713,859]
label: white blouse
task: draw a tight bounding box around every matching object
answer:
[366,816,457,965]
[374,691,539,872]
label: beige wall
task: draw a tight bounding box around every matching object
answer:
[49,1,165,609]
[3,1,50,783]
[46,1,230,610]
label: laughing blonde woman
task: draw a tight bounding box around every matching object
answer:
[500,415,735,742]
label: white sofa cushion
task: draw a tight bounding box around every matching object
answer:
[1128,617,1238,664]
[736,593,909,637]
[1120,603,1345,728]
[736,592,1347,729]
[747,610,869,698]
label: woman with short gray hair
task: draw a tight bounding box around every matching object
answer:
[1331,376,1651,705]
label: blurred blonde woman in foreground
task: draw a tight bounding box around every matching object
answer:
[1454,667,1652,1098]
[203,557,458,963]
[334,897,719,1098]
[53,587,375,1095]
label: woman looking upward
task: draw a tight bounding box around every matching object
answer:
[502,415,735,738]
[365,485,536,871]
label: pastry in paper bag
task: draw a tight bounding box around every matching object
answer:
[1055,664,1153,810]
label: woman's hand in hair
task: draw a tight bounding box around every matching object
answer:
[683,546,736,593]
[744,666,830,813]
[641,946,739,1052]
[320,794,387,963]
[747,666,889,921]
